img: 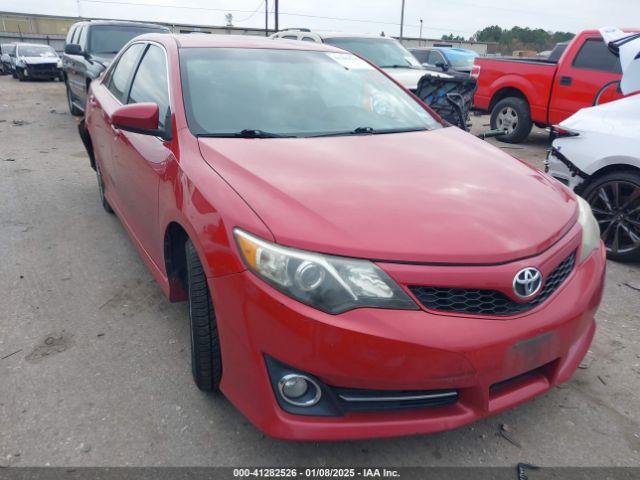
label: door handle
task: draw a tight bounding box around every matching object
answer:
[559,76,572,86]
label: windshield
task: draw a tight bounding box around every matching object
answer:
[323,37,422,69]
[180,48,440,137]
[18,45,57,58]
[88,25,167,55]
[444,50,478,69]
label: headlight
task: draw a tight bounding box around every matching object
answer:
[56,59,63,68]
[234,229,418,314]
[577,196,601,263]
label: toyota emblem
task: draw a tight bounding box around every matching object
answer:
[513,267,543,299]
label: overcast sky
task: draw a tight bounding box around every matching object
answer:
[4,0,639,38]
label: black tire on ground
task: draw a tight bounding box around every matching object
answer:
[490,97,533,144]
[17,68,25,81]
[186,239,223,392]
[581,170,640,262]
[66,82,83,116]
[95,161,114,214]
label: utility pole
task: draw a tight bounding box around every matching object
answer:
[275,0,279,32]
[399,0,405,41]
[419,19,423,40]
[265,0,269,36]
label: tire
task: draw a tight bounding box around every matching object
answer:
[490,97,533,144]
[581,170,640,262]
[95,160,114,214]
[17,68,25,81]
[186,239,222,392]
[66,82,83,116]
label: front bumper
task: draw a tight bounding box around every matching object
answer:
[24,64,62,79]
[210,237,606,440]
[545,146,587,191]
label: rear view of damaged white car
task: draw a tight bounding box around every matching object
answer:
[547,28,640,261]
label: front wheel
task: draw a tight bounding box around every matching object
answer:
[582,171,640,262]
[186,239,222,392]
[490,97,533,144]
[17,68,25,81]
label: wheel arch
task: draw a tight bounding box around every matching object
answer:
[581,158,640,192]
[163,221,191,302]
[489,86,529,112]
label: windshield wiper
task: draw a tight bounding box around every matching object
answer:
[308,126,427,138]
[378,63,420,69]
[198,129,297,139]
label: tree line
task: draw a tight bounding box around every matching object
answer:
[441,26,575,54]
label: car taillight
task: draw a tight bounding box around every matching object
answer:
[471,65,481,78]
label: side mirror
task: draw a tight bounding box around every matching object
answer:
[112,103,171,140]
[435,60,449,71]
[64,44,83,55]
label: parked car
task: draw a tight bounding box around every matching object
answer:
[12,43,63,81]
[473,28,638,143]
[62,20,170,115]
[1,43,17,77]
[81,33,605,440]
[270,29,451,91]
[410,47,479,75]
[547,29,640,261]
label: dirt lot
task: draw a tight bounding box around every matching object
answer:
[1,76,639,467]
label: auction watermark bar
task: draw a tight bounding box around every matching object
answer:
[1,468,640,480]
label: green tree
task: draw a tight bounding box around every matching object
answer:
[473,25,575,55]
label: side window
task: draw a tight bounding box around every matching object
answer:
[281,35,297,40]
[301,36,316,42]
[128,45,170,129]
[78,26,88,50]
[66,26,77,44]
[572,38,621,74]
[412,50,428,63]
[427,51,442,65]
[71,25,82,44]
[107,43,145,103]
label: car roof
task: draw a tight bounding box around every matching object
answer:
[71,20,169,30]
[157,33,345,52]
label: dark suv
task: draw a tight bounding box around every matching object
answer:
[62,20,170,115]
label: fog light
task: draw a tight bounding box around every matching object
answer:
[278,374,321,407]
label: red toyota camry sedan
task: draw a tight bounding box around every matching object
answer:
[81,33,606,440]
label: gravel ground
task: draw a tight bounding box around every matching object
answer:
[0,76,639,467]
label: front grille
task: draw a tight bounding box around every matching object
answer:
[27,64,57,75]
[409,252,576,316]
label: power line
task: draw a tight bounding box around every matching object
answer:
[234,0,265,23]
[78,0,474,35]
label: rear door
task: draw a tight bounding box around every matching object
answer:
[548,35,623,125]
[111,43,173,265]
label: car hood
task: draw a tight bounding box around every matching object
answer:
[198,127,577,264]
[382,67,451,90]
[22,56,58,65]
[559,93,640,139]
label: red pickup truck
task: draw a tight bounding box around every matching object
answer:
[473,29,637,143]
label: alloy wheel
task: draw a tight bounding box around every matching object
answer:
[496,106,518,135]
[587,180,640,255]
